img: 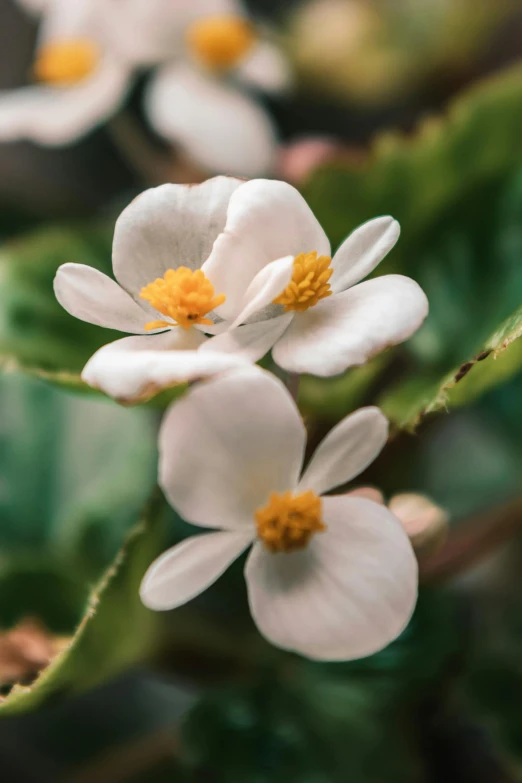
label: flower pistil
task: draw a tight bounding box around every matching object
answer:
[140,267,226,330]
[34,40,101,85]
[255,489,326,553]
[273,252,333,312]
[186,15,257,71]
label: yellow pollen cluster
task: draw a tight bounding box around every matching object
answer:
[272,252,333,312]
[34,40,100,85]
[186,15,257,71]
[140,267,226,331]
[255,490,326,554]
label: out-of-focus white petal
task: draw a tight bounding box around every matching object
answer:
[112,177,242,302]
[81,331,249,404]
[245,496,418,661]
[226,255,294,326]
[298,407,388,496]
[330,217,401,293]
[236,40,292,93]
[203,179,331,321]
[0,60,130,145]
[146,64,276,178]
[103,0,244,65]
[159,368,306,530]
[201,314,293,362]
[16,0,51,16]
[38,0,95,43]
[54,263,149,333]
[140,531,253,611]
[273,274,429,376]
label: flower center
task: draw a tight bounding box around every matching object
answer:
[186,15,257,71]
[34,40,100,85]
[272,252,333,312]
[140,267,226,331]
[255,490,326,554]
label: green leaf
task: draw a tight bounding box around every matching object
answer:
[380,303,522,430]
[304,64,522,251]
[0,224,115,386]
[0,496,168,715]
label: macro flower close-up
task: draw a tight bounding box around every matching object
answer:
[1,0,522,778]
[141,368,417,661]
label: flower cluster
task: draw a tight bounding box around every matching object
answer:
[55,176,431,660]
[0,0,290,176]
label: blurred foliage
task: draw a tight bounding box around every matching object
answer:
[180,590,461,782]
[0,370,162,709]
[0,224,116,384]
[0,495,167,716]
[286,0,514,105]
[301,65,522,425]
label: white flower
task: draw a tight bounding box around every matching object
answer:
[54,177,269,402]
[201,178,429,376]
[140,368,418,661]
[0,0,290,176]
[55,176,428,399]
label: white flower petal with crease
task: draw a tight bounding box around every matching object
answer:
[159,369,306,530]
[203,179,331,320]
[273,274,429,376]
[146,64,276,179]
[330,216,400,293]
[54,263,150,333]
[112,177,242,302]
[140,531,254,611]
[81,330,247,404]
[298,407,388,496]
[245,496,417,661]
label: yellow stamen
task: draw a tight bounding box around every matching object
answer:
[255,490,326,554]
[186,15,257,71]
[34,39,100,86]
[140,267,226,331]
[272,252,333,312]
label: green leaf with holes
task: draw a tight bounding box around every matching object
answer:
[379,303,522,430]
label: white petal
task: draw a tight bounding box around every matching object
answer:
[236,40,292,93]
[140,530,253,611]
[203,179,331,320]
[106,0,245,64]
[0,61,130,145]
[38,0,95,43]
[112,176,242,302]
[330,217,400,293]
[146,64,276,178]
[54,263,149,333]
[159,368,306,529]
[228,255,294,327]
[81,331,249,404]
[245,496,418,661]
[298,407,388,496]
[273,275,429,376]
[201,314,293,363]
